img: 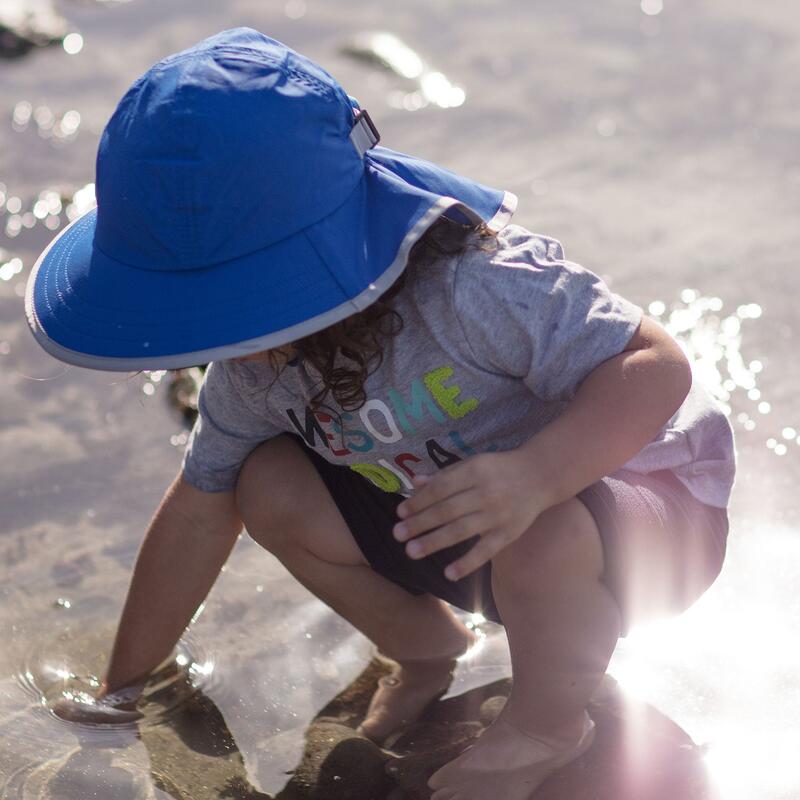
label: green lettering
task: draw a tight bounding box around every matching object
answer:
[349,463,401,493]
[424,366,479,420]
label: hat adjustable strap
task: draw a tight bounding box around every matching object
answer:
[349,108,381,157]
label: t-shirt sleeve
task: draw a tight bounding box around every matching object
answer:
[181,360,281,492]
[452,227,644,402]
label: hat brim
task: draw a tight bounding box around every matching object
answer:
[26,150,516,371]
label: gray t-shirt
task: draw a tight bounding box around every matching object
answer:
[181,223,736,508]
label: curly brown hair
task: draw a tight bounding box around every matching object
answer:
[276,213,498,412]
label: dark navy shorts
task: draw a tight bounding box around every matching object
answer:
[294,436,729,636]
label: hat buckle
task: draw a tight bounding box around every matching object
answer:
[349,108,380,157]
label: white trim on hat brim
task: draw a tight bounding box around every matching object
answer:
[25,191,517,372]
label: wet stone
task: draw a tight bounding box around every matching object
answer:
[384,726,482,798]
[422,676,511,724]
[388,719,483,758]
[315,657,395,725]
[288,721,392,800]
[478,694,507,726]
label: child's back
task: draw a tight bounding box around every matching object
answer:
[184,221,735,512]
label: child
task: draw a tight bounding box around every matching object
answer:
[25,28,735,799]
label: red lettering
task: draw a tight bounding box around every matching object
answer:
[395,453,421,478]
[316,412,351,456]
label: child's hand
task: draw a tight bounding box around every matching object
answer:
[393,450,551,581]
[51,684,143,725]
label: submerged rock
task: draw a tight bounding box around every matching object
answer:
[286,720,392,800]
[385,722,482,798]
[422,676,511,724]
[477,694,507,727]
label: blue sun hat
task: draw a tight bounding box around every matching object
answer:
[25,27,517,371]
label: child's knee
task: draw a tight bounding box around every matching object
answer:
[234,435,369,567]
[234,435,310,550]
[491,498,604,595]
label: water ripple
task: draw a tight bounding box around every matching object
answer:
[14,632,219,735]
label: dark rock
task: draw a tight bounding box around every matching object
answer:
[422,676,511,724]
[315,657,394,726]
[289,721,392,800]
[388,720,482,756]
[219,776,273,799]
[385,725,482,798]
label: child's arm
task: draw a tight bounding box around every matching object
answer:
[99,469,243,699]
[394,316,692,579]
[513,314,691,505]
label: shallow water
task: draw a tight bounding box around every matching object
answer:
[1,0,799,797]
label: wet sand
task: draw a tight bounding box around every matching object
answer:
[1,1,799,798]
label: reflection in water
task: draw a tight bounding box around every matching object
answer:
[1,751,156,800]
[611,520,800,800]
[12,99,83,143]
[342,32,466,110]
[284,0,307,21]
[649,289,795,457]
[0,0,132,61]
[641,0,664,16]
[2,181,92,245]
[62,32,83,55]
[0,0,67,59]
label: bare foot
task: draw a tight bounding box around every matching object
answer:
[356,631,478,744]
[427,710,595,800]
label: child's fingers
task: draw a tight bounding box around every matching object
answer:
[402,512,491,559]
[397,460,476,519]
[443,530,507,581]
[393,489,480,542]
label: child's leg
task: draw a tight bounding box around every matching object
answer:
[492,497,619,743]
[427,468,725,800]
[235,436,475,737]
[428,497,619,800]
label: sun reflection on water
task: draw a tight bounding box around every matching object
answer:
[62,32,83,55]
[343,32,466,110]
[648,288,795,459]
[610,518,800,800]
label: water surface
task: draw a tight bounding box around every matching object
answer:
[1,0,799,797]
